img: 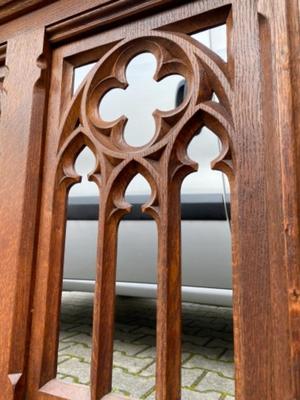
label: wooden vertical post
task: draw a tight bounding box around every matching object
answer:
[91,200,119,400]
[228,4,275,397]
[229,1,300,399]
[0,29,49,400]
[156,182,182,400]
[267,0,300,398]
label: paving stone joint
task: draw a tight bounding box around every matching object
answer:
[58,292,235,399]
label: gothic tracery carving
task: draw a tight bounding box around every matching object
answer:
[51,29,234,399]
[57,31,234,216]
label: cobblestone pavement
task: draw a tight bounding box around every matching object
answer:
[58,292,234,399]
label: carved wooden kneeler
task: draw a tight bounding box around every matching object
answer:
[0,1,300,399]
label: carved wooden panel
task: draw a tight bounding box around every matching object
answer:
[27,9,235,400]
[0,1,300,400]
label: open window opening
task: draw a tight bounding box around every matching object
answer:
[112,174,158,399]
[190,24,227,61]
[72,63,96,95]
[99,52,185,147]
[180,127,233,399]
[180,24,234,400]
[57,146,99,386]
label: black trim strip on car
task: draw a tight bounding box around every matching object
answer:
[67,194,231,221]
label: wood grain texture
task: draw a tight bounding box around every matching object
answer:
[0,45,7,117]
[46,0,178,43]
[266,0,300,398]
[0,28,49,400]
[229,3,273,398]
[0,0,56,24]
[0,1,300,400]
[0,0,231,44]
[0,43,7,65]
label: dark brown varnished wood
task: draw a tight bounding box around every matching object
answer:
[0,1,300,400]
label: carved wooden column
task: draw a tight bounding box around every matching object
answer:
[0,29,49,399]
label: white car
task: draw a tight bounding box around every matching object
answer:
[63,26,232,306]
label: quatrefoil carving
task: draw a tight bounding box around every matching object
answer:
[99,52,185,147]
[82,36,198,154]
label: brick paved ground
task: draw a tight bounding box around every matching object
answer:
[58,292,234,399]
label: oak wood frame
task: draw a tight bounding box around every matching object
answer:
[0,1,300,400]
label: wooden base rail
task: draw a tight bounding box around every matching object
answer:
[0,1,300,400]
